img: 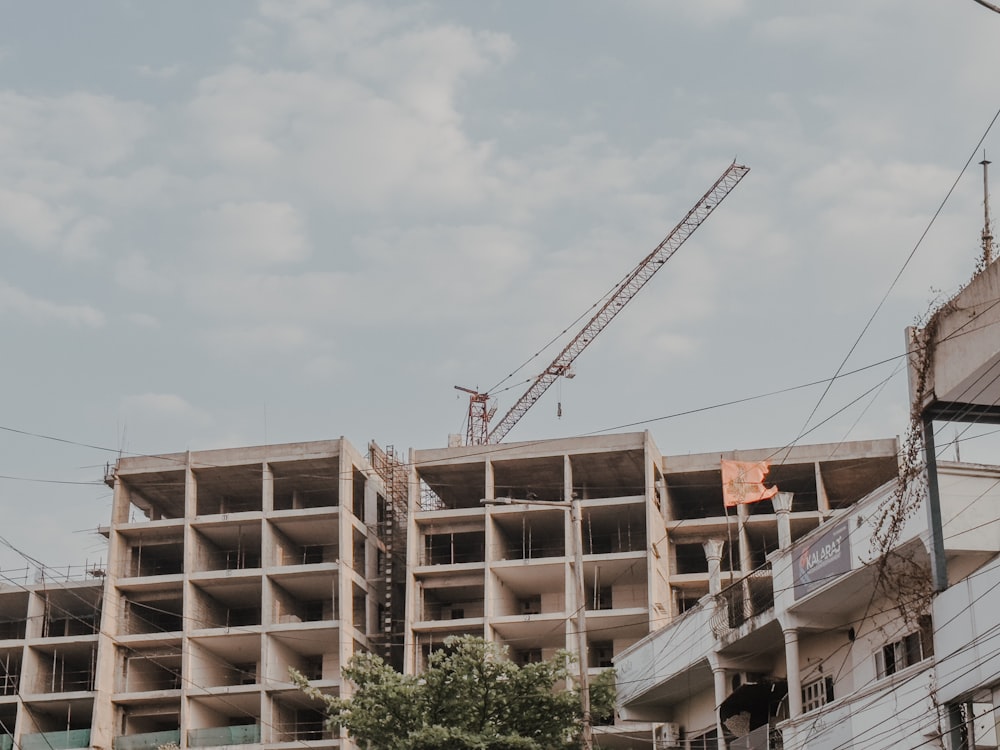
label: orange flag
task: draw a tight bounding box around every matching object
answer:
[721,459,778,507]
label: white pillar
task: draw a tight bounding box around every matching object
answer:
[713,666,728,750]
[773,492,794,550]
[784,628,802,718]
[737,505,754,574]
[704,539,725,595]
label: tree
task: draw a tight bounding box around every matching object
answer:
[291,635,616,750]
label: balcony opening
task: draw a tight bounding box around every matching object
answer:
[570,449,646,500]
[192,525,262,573]
[589,642,614,669]
[0,652,20,696]
[352,468,366,520]
[119,470,185,522]
[275,706,330,742]
[123,540,184,577]
[124,594,183,635]
[416,462,486,510]
[0,591,29,640]
[194,465,263,516]
[511,648,543,666]
[423,531,485,565]
[32,645,97,693]
[582,506,646,554]
[421,584,485,622]
[190,585,261,630]
[271,457,340,510]
[120,650,182,693]
[493,456,564,503]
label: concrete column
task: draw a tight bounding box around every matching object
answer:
[784,628,802,718]
[704,538,725,595]
[485,459,495,501]
[772,492,794,550]
[262,462,274,514]
[184,451,197,519]
[737,505,754,573]
[713,666,728,750]
[814,462,830,515]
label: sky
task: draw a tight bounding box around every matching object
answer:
[2,0,1000,571]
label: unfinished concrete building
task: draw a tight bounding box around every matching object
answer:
[405,432,899,695]
[0,431,901,750]
[86,439,386,750]
[0,572,104,750]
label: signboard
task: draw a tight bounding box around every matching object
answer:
[793,520,852,600]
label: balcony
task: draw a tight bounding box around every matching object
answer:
[20,729,91,750]
[779,665,936,750]
[188,724,261,748]
[711,565,775,640]
[615,602,715,707]
[113,729,181,750]
[729,724,783,750]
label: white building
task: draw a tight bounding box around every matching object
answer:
[615,460,1000,750]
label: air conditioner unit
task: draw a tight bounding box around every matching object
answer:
[653,722,681,749]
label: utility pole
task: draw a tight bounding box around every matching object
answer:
[981,153,994,267]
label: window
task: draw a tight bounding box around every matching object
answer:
[802,676,834,713]
[875,617,933,679]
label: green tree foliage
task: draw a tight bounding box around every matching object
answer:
[290,635,616,750]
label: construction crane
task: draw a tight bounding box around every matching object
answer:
[456,161,750,445]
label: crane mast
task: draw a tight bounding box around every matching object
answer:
[461,161,750,445]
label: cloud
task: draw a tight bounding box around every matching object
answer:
[0,90,151,170]
[126,312,160,328]
[200,323,314,358]
[186,6,514,213]
[0,188,67,247]
[629,0,748,26]
[0,279,105,327]
[114,254,173,294]
[136,64,180,79]
[196,201,311,266]
[120,393,213,427]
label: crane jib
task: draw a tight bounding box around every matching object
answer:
[474,161,750,445]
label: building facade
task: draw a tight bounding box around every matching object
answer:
[616,460,1000,750]
[0,431,959,750]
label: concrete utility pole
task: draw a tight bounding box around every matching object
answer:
[981,154,994,266]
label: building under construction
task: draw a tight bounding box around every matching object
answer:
[0,431,901,750]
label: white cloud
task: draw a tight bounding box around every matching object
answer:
[196,201,311,266]
[0,279,105,327]
[632,0,748,26]
[119,392,214,438]
[137,64,180,79]
[201,323,313,357]
[0,188,67,247]
[126,312,160,328]
[0,90,151,170]
[115,254,173,294]
[62,215,111,260]
[185,269,352,323]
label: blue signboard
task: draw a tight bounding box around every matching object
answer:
[793,520,851,600]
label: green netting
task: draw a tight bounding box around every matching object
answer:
[21,729,91,750]
[188,724,261,747]
[114,729,181,750]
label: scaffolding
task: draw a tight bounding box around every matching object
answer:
[368,442,409,671]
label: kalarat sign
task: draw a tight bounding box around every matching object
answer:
[793,520,852,600]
